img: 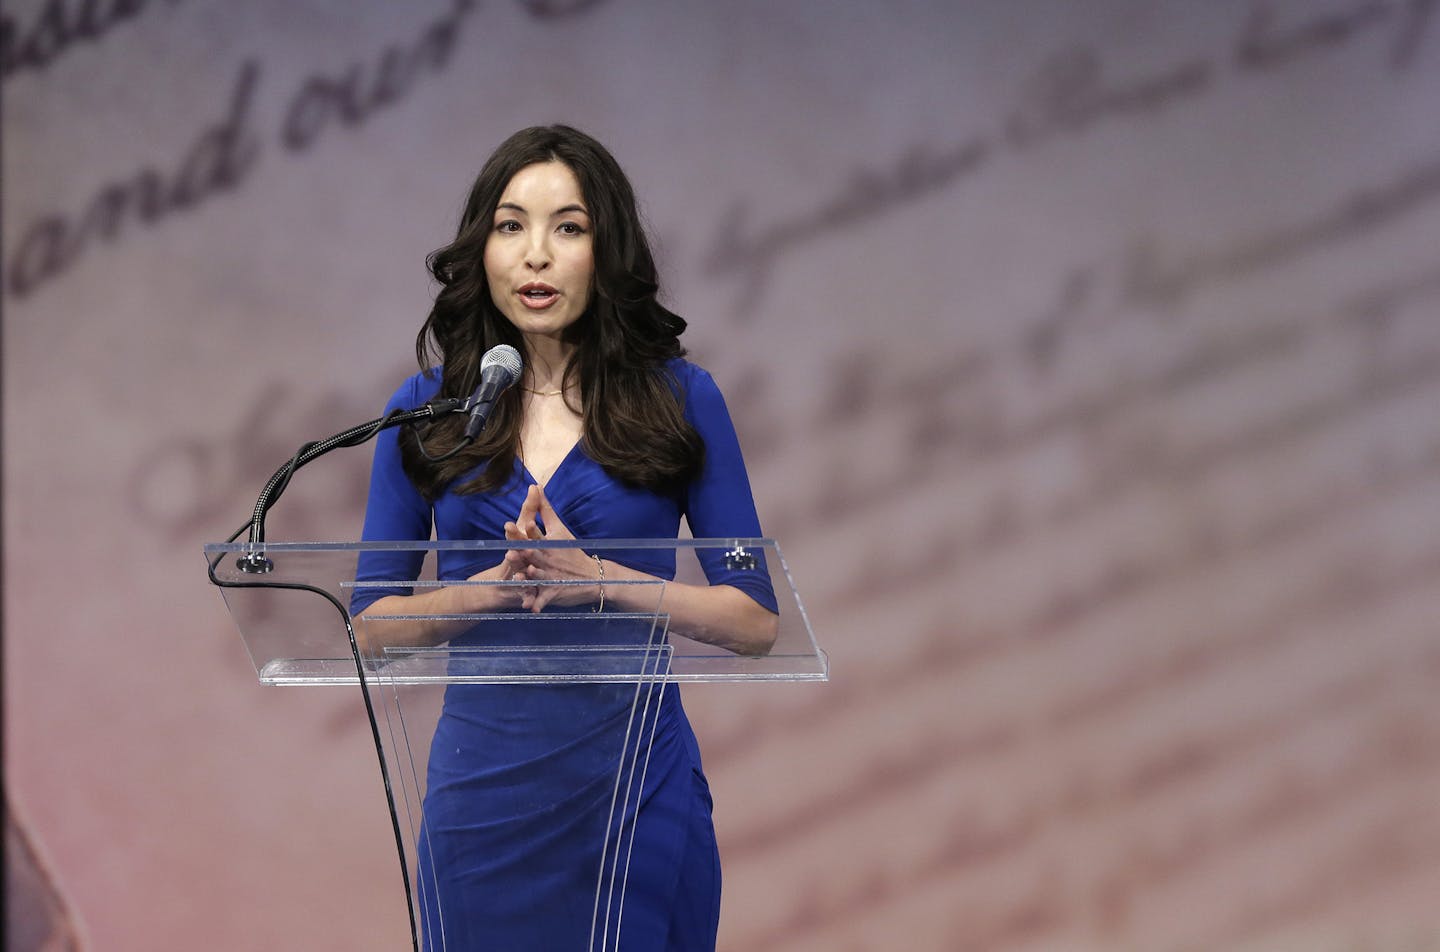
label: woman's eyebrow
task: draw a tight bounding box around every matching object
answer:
[494,202,589,216]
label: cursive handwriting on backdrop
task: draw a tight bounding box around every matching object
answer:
[2,0,615,299]
[703,0,1439,317]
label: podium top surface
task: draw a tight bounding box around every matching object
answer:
[207,538,827,685]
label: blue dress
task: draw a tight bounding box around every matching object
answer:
[353,359,773,951]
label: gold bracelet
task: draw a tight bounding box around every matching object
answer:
[592,554,605,613]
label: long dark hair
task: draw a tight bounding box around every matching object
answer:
[402,125,703,500]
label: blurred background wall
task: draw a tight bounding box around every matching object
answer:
[5,0,1440,949]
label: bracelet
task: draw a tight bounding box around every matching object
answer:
[592,554,605,613]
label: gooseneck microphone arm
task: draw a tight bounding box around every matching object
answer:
[235,397,465,573]
[235,344,523,572]
[213,345,521,952]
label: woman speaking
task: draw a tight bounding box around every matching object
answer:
[351,125,776,950]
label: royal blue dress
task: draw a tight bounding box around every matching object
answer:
[353,359,773,951]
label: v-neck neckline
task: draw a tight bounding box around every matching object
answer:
[520,439,583,492]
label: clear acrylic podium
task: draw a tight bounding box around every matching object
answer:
[206,538,825,951]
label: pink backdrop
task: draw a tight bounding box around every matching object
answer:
[6,1,1440,949]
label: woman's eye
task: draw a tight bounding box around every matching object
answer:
[558,222,586,236]
[495,220,521,234]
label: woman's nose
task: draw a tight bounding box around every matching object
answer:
[524,237,552,271]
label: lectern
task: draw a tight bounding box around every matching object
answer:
[207,537,825,951]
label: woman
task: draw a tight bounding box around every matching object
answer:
[353,125,776,951]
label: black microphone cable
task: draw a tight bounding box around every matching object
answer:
[208,395,467,952]
[208,528,421,952]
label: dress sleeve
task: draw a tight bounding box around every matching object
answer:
[351,375,436,615]
[681,365,779,614]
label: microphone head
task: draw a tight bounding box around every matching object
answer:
[463,344,524,438]
[480,344,523,384]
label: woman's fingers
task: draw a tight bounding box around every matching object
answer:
[515,562,549,613]
[502,548,528,577]
[515,485,545,539]
[523,484,577,539]
[538,490,560,529]
[506,487,588,610]
[535,486,576,539]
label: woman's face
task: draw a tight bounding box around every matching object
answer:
[483,160,595,345]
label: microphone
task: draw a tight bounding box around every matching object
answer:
[463,344,523,440]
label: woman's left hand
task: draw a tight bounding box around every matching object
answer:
[502,484,603,612]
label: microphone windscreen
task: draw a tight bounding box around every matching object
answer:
[481,344,523,383]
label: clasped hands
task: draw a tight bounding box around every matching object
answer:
[492,484,602,613]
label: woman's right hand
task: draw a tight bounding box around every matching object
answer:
[462,559,534,614]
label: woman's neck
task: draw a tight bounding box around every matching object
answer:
[521,334,576,390]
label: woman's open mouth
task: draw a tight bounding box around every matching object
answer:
[517,283,559,309]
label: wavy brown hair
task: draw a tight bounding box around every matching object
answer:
[401,125,703,500]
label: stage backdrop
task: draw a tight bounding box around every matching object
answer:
[6,1,1440,949]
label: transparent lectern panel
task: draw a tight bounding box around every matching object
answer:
[209,544,371,683]
[205,538,823,950]
[205,539,827,683]
[362,636,674,950]
[353,578,670,682]
[663,540,826,679]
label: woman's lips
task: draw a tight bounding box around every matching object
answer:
[517,283,559,310]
